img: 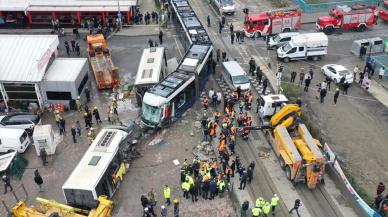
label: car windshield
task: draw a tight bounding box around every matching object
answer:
[282,43,292,52]
[141,103,162,124]
[223,0,233,6]
[272,35,281,42]
[338,69,350,76]
[232,75,249,85]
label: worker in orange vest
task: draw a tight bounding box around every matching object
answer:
[214,110,221,123]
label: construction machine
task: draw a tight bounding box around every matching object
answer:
[255,94,327,189]
[87,34,120,90]
[8,196,112,217]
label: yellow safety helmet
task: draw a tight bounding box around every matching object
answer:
[173,198,179,204]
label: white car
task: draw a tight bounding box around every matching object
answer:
[321,64,353,84]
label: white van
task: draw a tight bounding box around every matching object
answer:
[267,32,300,50]
[222,61,251,91]
[0,128,32,153]
[211,0,236,15]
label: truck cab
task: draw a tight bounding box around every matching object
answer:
[316,8,342,32]
[244,13,270,38]
[258,94,289,119]
[379,1,388,22]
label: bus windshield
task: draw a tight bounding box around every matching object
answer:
[141,103,162,124]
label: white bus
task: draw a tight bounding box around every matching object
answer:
[62,128,130,209]
[134,47,167,106]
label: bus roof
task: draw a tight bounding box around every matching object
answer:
[134,47,165,87]
[62,128,128,191]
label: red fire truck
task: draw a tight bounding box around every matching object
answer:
[244,8,302,38]
[379,1,388,22]
[316,5,378,35]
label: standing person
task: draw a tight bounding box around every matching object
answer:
[60,118,66,135]
[247,166,253,184]
[159,30,163,44]
[342,81,350,95]
[271,194,280,215]
[161,205,167,217]
[262,78,268,95]
[359,71,365,84]
[231,32,235,44]
[360,45,367,59]
[379,67,385,79]
[291,71,297,83]
[221,15,226,27]
[320,87,327,103]
[377,182,385,196]
[256,66,262,84]
[148,39,154,47]
[239,171,248,190]
[85,87,91,102]
[209,179,217,200]
[208,88,214,99]
[334,88,340,104]
[249,58,255,75]
[75,120,81,137]
[216,49,220,62]
[326,76,332,91]
[299,68,305,86]
[164,185,171,206]
[219,21,223,34]
[173,198,179,217]
[236,31,240,42]
[229,23,234,34]
[289,199,301,217]
[75,43,80,56]
[2,175,13,194]
[222,51,227,62]
[304,74,311,92]
[65,41,70,56]
[40,148,48,166]
[33,169,44,192]
[353,65,359,83]
[308,67,314,80]
[71,125,77,143]
[92,107,102,124]
[71,39,76,52]
[241,200,249,217]
[207,15,210,27]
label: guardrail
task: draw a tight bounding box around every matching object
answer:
[324,143,382,217]
[293,0,383,12]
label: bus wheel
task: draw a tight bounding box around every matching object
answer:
[323,26,334,35]
[279,158,286,170]
[357,24,366,32]
[286,166,292,180]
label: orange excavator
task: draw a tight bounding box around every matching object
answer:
[87,34,120,89]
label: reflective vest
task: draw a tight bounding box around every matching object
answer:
[263,204,271,214]
[163,187,171,199]
[271,195,279,206]
[217,180,225,190]
[186,175,194,186]
[182,182,190,191]
[256,198,265,208]
[251,207,261,217]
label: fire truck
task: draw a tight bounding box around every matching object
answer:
[244,8,302,38]
[316,5,378,35]
[379,1,388,22]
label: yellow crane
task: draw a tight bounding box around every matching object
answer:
[10,196,113,217]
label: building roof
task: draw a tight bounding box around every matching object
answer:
[0,0,136,12]
[44,58,87,82]
[0,34,59,83]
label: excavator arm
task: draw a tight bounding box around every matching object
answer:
[270,104,301,127]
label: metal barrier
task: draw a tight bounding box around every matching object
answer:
[293,0,383,12]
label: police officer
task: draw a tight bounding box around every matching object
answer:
[164,184,171,205]
[76,96,82,111]
[182,181,190,199]
[262,202,272,217]
[271,194,280,215]
[251,206,262,217]
[92,107,102,124]
[256,197,266,209]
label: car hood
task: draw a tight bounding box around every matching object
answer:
[318,15,336,22]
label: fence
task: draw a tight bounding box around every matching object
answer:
[293,0,383,12]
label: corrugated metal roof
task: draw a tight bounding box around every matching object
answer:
[0,34,59,83]
[44,58,87,82]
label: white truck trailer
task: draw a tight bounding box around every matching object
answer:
[277,32,328,62]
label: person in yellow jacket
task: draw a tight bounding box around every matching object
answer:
[182,181,190,199]
[262,202,271,217]
[256,197,266,208]
[163,185,171,205]
[271,194,280,214]
[186,175,194,186]
[251,206,262,217]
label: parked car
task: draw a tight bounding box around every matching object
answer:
[321,64,353,84]
[0,113,41,135]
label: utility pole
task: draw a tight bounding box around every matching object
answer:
[117,0,122,31]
